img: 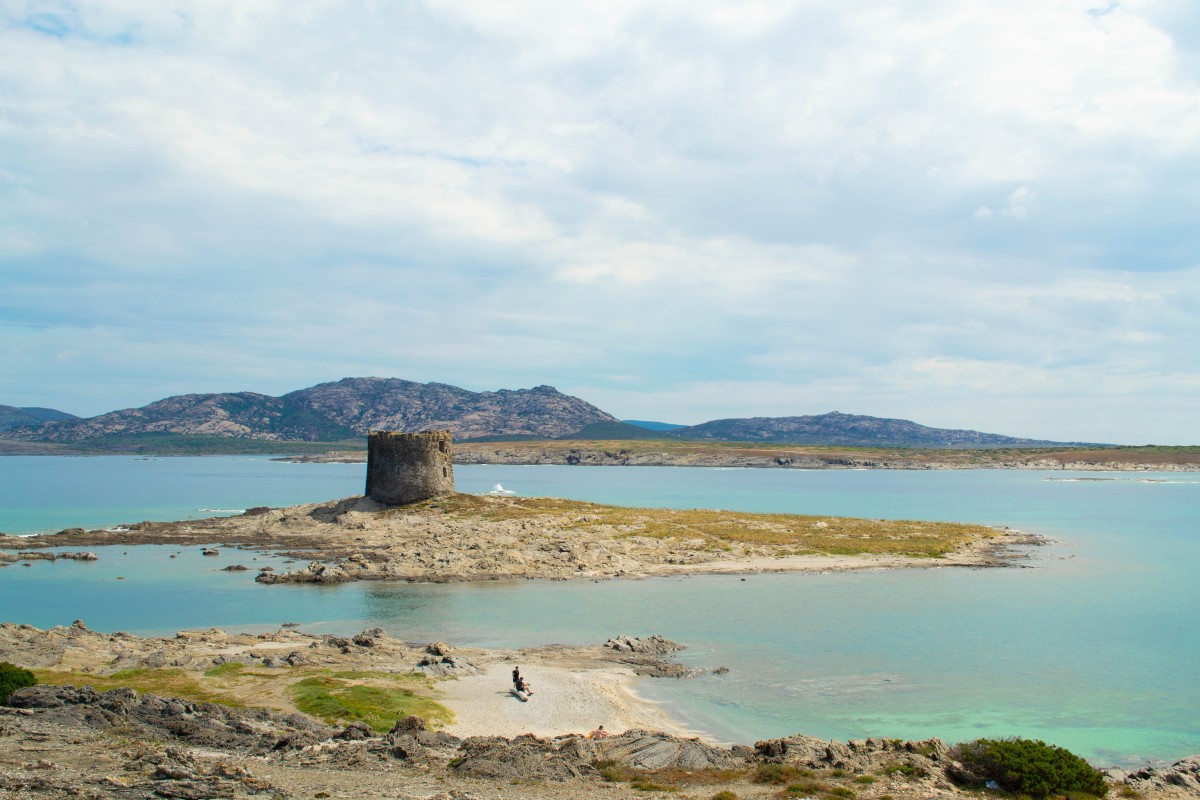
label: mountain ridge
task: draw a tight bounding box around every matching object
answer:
[669,411,1093,448]
[5,379,1102,449]
[9,378,617,443]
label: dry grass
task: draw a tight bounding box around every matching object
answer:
[410,494,998,559]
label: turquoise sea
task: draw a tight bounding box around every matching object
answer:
[1,455,1197,767]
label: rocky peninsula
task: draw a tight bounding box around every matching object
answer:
[0,493,1040,581]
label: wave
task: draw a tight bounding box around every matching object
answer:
[198,508,246,513]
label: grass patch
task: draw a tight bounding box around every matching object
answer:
[33,668,242,707]
[203,662,246,677]
[415,494,998,560]
[289,674,452,733]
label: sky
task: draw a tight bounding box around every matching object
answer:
[1,1,1198,445]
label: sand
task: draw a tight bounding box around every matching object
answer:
[437,662,698,740]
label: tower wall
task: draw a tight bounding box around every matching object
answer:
[365,429,455,505]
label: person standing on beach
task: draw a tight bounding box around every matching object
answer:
[512,666,521,687]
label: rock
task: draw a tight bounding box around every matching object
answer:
[597,729,747,770]
[222,564,248,571]
[756,733,947,775]
[427,641,453,656]
[353,627,386,647]
[604,634,683,656]
[335,721,374,741]
[451,735,589,781]
[200,547,219,556]
[1113,754,1200,794]
[256,560,352,584]
[6,685,337,754]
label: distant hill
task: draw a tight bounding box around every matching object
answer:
[562,421,670,440]
[670,412,1090,448]
[10,378,617,443]
[0,405,77,432]
[623,420,687,432]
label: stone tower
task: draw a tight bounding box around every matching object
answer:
[365,429,455,505]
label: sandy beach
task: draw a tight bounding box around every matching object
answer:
[438,662,697,740]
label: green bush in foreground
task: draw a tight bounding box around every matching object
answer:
[952,737,1108,798]
[0,662,36,704]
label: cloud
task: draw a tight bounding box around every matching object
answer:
[0,0,1197,443]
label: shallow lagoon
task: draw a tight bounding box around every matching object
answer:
[1,456,1197,766]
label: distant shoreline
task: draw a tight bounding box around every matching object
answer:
[279,441,1200,472]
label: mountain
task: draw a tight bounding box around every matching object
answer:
[562,421,671,440]
[623,420,687,432]
[670,412,1083,448]
[0,405,78,432]
[12,378,617,443]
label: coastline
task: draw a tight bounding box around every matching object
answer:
[2,623,1197,799]
[281,443,1200,472]
[0,493,1041,580]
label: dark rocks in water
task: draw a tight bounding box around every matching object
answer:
[602,634,696,678]
[200,548,219,556]
[12,551,97,562]
[256,560,351,584]
[604,634,682,656]
[222,564,248,571]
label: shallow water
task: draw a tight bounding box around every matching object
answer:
[0,457,1196,766]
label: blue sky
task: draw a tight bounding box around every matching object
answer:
[1,1,1197,444]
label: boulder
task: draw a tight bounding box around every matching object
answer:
[597,729,747,770]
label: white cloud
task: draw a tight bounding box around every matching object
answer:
[0,0,1198,442]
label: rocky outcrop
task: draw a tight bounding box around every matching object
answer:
[597,729,749,769]
[451,729,748,782]
[256,559,353,584]
[6,685,336,754]
[757,732,953,777]
[1109,755,1200,796]
[604,635,682,656]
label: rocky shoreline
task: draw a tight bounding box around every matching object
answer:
[1,623,1197,799]
[281,444,1200,472]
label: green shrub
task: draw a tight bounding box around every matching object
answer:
[754,764,814,784]
[952,738,1108,798]
[0,662,36,704]
[711,792,738,800]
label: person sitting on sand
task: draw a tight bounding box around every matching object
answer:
[517,677,533,696]
[588,725,609,739]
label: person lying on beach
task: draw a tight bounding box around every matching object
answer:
[588,725,609,739]
[516,678,533,695]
